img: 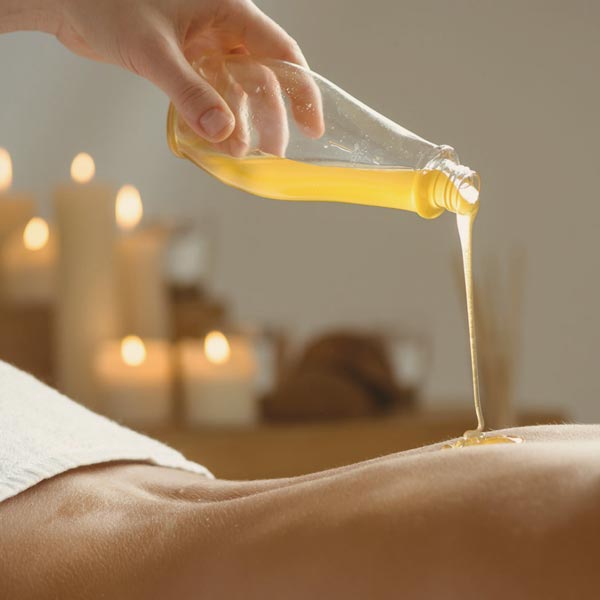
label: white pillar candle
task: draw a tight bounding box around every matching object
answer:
[0,148,35,246]
[53,153,118,409]
[179,331,258,427]
[95,335,172,427]
[0,217,57,304]
[114,185,170,338]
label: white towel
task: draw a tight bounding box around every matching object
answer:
[0,360,212,503]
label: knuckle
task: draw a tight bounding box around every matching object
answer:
[286,37,303,59]
[228,0,251,11]
[128,32,173,77]
[260,66,279,88]
[142,32,174,64]
[214,0,248,25]
[178,83,212,110]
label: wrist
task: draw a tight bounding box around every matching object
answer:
[0,0,64,35]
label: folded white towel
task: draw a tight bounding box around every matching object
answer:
[0,360,212,503]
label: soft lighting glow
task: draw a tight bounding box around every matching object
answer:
[70,152,95,184]
[120,335,147,367]
[0,147,13,191]
[23,217,50,251]
[204,331,231,365]
[115,185,143,230]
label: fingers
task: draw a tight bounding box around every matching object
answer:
[236,2,309,68]
[269,60,325,140]
[138,1,324,151]
[220,1,325,139]
[214,82,250,157]
[139,34,235,142]
[197,54,289,157]
[227,58,289,156]
[246,64,289,156]
[193,53,250,156]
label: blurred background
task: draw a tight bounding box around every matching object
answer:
[0,0,598,477]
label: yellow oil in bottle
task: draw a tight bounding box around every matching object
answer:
[171,143,480,219]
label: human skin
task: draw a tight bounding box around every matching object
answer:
[0,0,322,144]
[1,424,599,599]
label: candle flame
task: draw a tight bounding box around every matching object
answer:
[70,152,95,184]
[115,185,143,230]
[0,147,13,191]
[121,335,147,367]
[23,217,50,251]
[204,330,231,365]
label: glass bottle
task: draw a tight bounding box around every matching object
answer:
[167,54,479,219]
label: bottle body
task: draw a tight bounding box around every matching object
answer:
[167,55,479,218]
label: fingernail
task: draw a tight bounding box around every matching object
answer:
[199,108,233,140]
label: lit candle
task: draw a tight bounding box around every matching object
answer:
[0,217,57,304]
[53,153,118,409]
[114,185,171,338]
[115,184,143,231]
[179,331,258,426]
[0,148,35,246]
[94,335,172,427]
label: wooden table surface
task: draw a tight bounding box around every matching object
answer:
[149,408,564,480]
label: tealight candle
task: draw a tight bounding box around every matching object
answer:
[114,185,170,338]
[0,217,57,304]
[0,148,35,246]
[94,335,172,427]
[179,331,258,427]
[53,153,118,408]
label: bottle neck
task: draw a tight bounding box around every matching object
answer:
[429,157,480,216]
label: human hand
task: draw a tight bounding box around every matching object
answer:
[50,0,318,144]
[172,52,325,157]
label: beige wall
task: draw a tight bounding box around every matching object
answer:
[0,0,598,419]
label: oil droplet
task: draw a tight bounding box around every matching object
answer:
[443,433,523,449]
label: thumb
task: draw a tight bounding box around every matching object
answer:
[141,35,235,142]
